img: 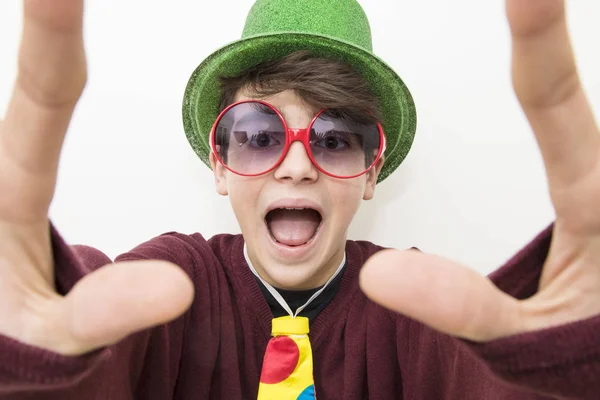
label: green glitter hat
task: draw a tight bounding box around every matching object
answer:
[182,0,417,182]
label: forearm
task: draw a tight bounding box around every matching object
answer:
[0,226,149,399]
[0,332,147,400]
[465,224,600,399]
[399,225,600,399]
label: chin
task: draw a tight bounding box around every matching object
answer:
[251,229,342,290]
[262,264,321,290]
[241,196,348,289]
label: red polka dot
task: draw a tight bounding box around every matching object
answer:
[260,336,300,384]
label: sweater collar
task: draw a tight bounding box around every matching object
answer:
[243,243,346,318]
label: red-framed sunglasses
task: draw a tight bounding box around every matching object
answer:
[210,100,386,179]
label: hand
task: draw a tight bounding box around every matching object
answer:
[360,0,600,342]
[0,0,194,355]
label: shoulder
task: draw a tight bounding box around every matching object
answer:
[345,239,386,257]
[345,239,420,264]
[344,239,426,323]
[114,231,244,280]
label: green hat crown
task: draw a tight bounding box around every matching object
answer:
[183,0,417,183]
[242,0,373,51]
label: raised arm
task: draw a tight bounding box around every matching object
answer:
[361,1,600,398]
[0,1,194,397]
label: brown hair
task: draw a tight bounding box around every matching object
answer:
[218,51,382,125]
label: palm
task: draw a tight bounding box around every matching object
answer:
[361,0,600,342]
[0,0,193,355]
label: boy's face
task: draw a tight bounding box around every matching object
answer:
[210,90,383,290]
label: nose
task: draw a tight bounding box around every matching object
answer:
[273,141,319,183]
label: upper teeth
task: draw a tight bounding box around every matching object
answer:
[282,207,307,210]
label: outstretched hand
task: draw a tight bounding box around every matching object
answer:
[0,0,194,356]
[360,0,600,342]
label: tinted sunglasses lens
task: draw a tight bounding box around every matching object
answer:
[213,103,286,175]
[310,113,381,177]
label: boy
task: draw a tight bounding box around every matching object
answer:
[1,0,600,399]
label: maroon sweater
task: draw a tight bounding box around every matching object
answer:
[1,225,599,399]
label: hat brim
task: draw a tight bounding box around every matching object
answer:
[182,32,417,183]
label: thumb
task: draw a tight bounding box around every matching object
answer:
[49,260,194,355]
[359,250,524,342]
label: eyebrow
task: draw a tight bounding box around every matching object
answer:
[235,112,255,126]
[235,104,279,126]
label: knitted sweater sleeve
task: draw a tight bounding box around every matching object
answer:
[464,225,600,399]
[399,225,600,400]
[0,225,199,400]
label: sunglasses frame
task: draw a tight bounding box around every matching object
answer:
[209,100,387,179]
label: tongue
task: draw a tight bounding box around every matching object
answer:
[267,209,321,246]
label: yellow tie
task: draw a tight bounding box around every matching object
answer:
[257,316,316,400]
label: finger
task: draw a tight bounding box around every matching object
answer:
[507,0,600,188]
[36,260,195,355]
[0,0,86,222]
[359,250,524,342]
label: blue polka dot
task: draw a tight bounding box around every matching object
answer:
[297,385,315,400]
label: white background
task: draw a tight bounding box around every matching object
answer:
[0,1,598,273]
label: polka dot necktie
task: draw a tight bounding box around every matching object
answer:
[243,244,346,400]
[257,316,315,399]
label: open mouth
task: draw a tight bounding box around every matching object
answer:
[265,208,323,247]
